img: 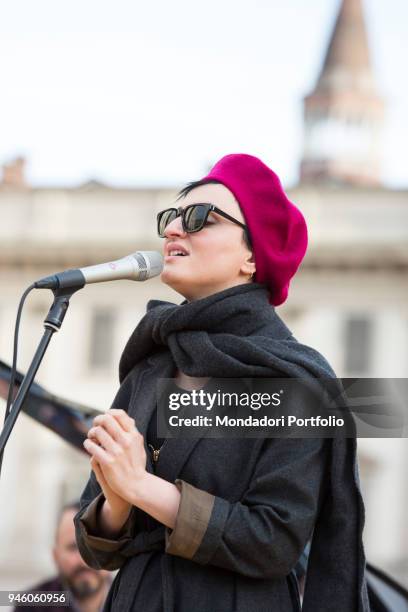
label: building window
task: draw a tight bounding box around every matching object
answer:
[344,315,372,375]
[89,308,115,370]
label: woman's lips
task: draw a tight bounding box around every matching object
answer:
[165,242,189,257]
[164,253,189,262]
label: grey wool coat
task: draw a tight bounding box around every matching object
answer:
[74,283,370,612]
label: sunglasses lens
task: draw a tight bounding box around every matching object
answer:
[184,205,208,232]
[158,209,177,236]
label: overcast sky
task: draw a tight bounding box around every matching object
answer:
[0,0,407,189]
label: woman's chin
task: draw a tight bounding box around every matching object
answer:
[161,269,191,294]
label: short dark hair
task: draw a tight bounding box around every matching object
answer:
[176,179,252,249]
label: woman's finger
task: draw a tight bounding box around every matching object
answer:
[92,413,129,444]
[107,408,137,433]
[91,457,105,484]
[92,460,109,491]
[88,425,121,455]
[91,455,102,476]
[83,438,111,465]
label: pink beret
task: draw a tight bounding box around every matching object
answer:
[201,153,308,306]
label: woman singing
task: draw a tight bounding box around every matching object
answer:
[74,154,370,611]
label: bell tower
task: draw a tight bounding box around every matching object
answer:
[300,0,384,186]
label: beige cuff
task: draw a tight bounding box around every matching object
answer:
[165,479,215,559]
[79,492,134,551]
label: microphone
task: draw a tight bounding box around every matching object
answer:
[34,251,164,290]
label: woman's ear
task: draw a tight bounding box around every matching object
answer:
[241,251,256,278]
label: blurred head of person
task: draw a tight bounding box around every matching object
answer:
[52,502,109,602]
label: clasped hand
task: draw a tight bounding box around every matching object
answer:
[83,409,147,505]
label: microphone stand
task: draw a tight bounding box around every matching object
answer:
[0,286,82,471]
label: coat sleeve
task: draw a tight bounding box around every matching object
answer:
[165,437,329,579]
[74,468,138,571]
[74,372,137,571]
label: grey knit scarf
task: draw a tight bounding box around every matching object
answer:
[119,282,370,611]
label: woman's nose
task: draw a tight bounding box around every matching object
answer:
[163,215,187,238]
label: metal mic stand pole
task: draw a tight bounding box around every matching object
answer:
[0,286,81,474]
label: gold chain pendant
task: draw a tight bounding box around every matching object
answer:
[148,443,162,462]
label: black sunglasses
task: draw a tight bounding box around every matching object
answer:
[157,203,251,244]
